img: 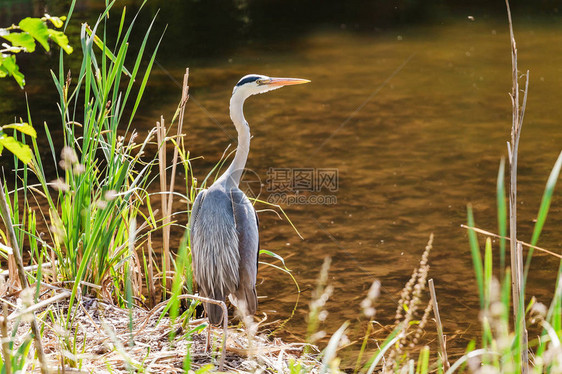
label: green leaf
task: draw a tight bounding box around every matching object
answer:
[43,14,66,28]
[259,249,290,269]
[0,136,33,164]
[0,55,25,88]
[47,29,73,54]
[1,32,36,52]
[19,17,50,51]
[2,123,37,138]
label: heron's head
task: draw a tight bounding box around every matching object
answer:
[232,74,310,99]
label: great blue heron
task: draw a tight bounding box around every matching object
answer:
[189,74,310,325]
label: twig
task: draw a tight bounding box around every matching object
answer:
[1,304,11,374]
[0,180,48,373]
[0,261,57,277]
[8,292,71,321]
[428,279,449,371]
[460,225,562,259]
[156,116,171,291]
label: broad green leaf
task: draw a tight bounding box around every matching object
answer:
[47,29,73,54]
[1,32,36,52]
[0,135,33,164]
[43,14,66,28]
[2,123,37,138]
[0,55,25,87]
[19,17,50,51]
[0,55,5,77]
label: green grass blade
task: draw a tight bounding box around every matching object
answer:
[320,321,349,374]
[364,323,403,374]
[524,151,562,281]
[415,346,430,374]
[484,238,493,309]
[497,158,507,272]
[467,204,484,309]
[126,25,166,129]
[63,0,78,30]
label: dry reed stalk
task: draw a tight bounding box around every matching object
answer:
[156,69,190,295]
[429,279,449,371]
[156,115,171,291]
[7,253,18,290]
[505,0,529,369]
[165,69,189,236]
[147,232,155,306]
[0,180,47,373]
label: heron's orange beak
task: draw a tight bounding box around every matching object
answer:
[267,77,311,86]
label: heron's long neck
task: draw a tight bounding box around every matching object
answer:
[222,93,250,187]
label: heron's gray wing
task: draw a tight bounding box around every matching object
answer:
[229,189,259,316]
[254,210,260,273]
[189,189,207,287]
[188,189,207,238]
[191,187,240,325]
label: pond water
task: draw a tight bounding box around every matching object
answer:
[1,1,562,366]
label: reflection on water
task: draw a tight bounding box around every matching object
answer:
[2,3,562,364]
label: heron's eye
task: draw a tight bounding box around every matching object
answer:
[256,79,264,85]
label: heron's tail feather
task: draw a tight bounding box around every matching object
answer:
[230,286,258,318]
[205,301,225,326]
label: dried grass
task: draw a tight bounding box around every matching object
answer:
[3,290,321,373]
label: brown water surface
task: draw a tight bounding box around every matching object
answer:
[143,20,562,359]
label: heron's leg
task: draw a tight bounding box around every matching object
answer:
[205,322,211,352]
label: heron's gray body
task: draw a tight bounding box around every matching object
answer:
[190,183,259,324]
[189,74,309,325]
